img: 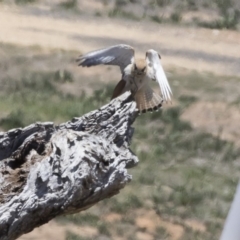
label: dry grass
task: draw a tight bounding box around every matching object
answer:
[1,44,240,240]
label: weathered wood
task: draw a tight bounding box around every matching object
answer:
[0,92,139,240]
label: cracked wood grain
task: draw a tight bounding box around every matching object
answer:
[0,92,141,240]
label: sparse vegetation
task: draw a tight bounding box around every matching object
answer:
[155,0,172,7]
[155,226,170,239]
[66,231,91,240]
[59,0,78,10]
[1,43,240,240]
[12,0,238,29]
[108,8,141,21]
[198,11,240,29]
[170,11,182,23]
[97,222,111,236]
[178,95,198,108]
[14,0,37,4]
[58,213,100,226]
[150,15,163,23]
[197,0,240,29]
[94,11,102,17]
[105,0,240,29]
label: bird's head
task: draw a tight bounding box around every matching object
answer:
[133,59,147,76]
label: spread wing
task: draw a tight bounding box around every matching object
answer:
[146,49,172,102]
[76,44,135,73]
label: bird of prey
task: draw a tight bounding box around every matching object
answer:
[77,44,172,113]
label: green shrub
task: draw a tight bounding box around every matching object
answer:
[15,0,36,4]
[170,11,182,23]
[59,0,78,10]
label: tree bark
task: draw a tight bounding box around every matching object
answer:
[0,92,139,240]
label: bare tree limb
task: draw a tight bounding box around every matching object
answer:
[0,92,140,240]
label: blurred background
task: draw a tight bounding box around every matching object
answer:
[0,0,240,239]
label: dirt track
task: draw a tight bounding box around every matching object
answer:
[1,4,240,240]
[1,6,240,76]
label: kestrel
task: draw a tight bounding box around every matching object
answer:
[77,44,172,113]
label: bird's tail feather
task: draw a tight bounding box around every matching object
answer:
[134,84,163,113]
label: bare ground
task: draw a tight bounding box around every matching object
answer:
[1,2,240,240]
[0,4,240,77]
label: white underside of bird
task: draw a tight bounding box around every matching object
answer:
[77,44,172,113]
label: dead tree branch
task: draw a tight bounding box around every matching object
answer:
[0,92,139,240]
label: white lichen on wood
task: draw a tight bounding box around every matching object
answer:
[0,92,140,240]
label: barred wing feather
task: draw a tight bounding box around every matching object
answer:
[146,49,172,102]
[77,44,135,73]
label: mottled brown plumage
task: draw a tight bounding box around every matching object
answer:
[77,44,172,113]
